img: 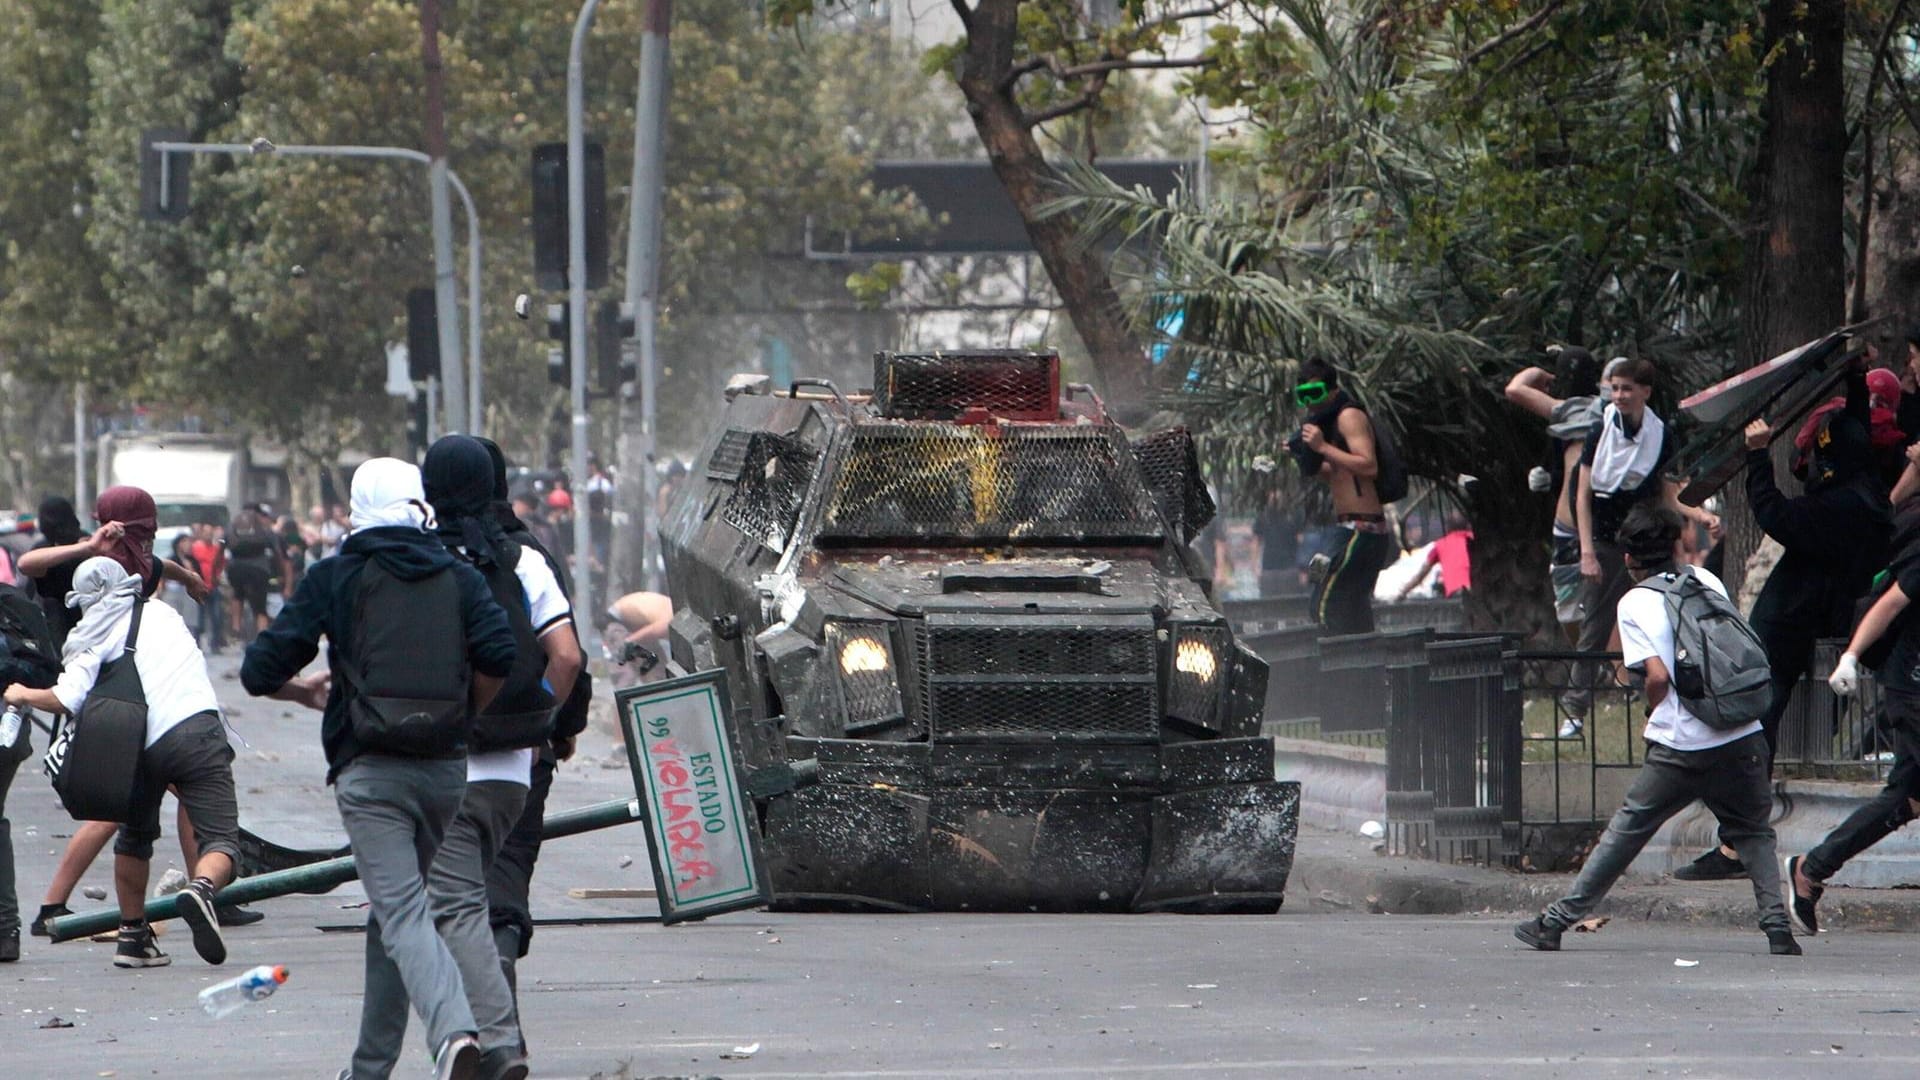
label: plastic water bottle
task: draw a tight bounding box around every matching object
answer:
[199,965,289,1018]
[0,706,22,751]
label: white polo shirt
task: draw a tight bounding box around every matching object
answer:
[52,599,221,748]
[466,545,574,786]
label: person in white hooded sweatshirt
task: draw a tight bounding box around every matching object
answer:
[5,556,239,970]
[242,459,516,1080]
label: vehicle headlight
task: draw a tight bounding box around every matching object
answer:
[1167,626,1230,728]
[840,635,891,675]
[1175,638,1218,682]
[824,621,904,734]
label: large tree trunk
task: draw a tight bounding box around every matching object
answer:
[1464,480,1557,643]
[1865,126,1920,355]
[955,0,1151,415]
[1720,0,1848,602]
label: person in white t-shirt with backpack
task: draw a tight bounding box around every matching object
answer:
[1511,504,1799,957]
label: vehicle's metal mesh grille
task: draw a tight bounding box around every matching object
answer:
[819,424,1165,542]
[929,684,1158,739]
[927,625,1157,676]
[872,351,1057,420]
[722,432,817,551]
[1130,427,1216,543]
[1167,626,1231,728]
[914,620,1159,741]
[823,622,905,732]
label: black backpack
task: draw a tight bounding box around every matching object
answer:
[338,560,472,757]
[515,529,592,742]
[228,511,273,559]
[469,541,557,752]
[0,582,62,690]
[1344,402,1409,505]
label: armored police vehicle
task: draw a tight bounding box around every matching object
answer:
[660,350,1298,912]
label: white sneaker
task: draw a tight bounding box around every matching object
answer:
[1556,716,1585,739]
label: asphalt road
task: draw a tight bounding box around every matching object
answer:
[6,651,1920,1079]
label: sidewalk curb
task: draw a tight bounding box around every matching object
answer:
[1289,826,1920,932]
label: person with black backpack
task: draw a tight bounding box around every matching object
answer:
[224,504,280,642]
[240,458,516,1080]
[1513,505,1798,957]
[1,579,63,963]
[477,437,591,1053]
[1287,358,1402,635]
[344,435,580,1080]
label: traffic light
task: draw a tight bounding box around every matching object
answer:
[595,301,637,392]
[139,128,191,222]
[531,142,608,292]
[406,288,440,382]
[546,303,571,386]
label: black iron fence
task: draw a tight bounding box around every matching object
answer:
[1243,621,1892,869]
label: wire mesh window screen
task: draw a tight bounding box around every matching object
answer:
[873,351,1057,420]
[819,424,1166,542]
[722,432,818,551]
[1129,427,1216,543]
[706,429,755,481]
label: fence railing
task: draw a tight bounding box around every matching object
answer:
[1241,621,1891,869]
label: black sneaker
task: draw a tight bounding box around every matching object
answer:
[435,1033,482,1080]
[0,930,18,963]
[175,879,228,965]
[112,925,170,968]
[29,904,70,937]
[1513,915,1563,951]
[1785,855,1823,935]
[477,1046,529,1080]
[216,904,265,928]
[1672,847,1748,881]
[1768,929,1803,956]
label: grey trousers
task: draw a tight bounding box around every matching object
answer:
[358,779,529,1074]
[1561,539,1631,720]
[0,723,27,937]
[1545,733,1789,934]
[336,755,473,1080]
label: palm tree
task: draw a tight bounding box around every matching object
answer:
[1052,0,1761,637]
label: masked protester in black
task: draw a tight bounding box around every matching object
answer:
[475,438,592,1053]
[1673,369,1893,882]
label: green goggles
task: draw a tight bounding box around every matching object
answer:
[1293,380,1330,408]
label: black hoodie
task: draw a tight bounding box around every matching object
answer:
[241,526,516,781]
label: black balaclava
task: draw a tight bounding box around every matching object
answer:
[1807,411,1873,491]
[37,494,83,546]
[476,436,525,537]
[423,434,511,567]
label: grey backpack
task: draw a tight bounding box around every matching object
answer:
[1634,567,1774,730]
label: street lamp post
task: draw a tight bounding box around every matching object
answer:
[149,141,486,436]
[569,0,606,639]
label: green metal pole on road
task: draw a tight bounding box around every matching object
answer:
[44,798,642,943]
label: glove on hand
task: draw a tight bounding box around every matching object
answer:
[1527,466,1553,493]
[1830,653,1861,698]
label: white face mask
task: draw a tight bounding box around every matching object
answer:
[349,459,433,533]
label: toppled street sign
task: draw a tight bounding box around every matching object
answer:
[617,670,770,924]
